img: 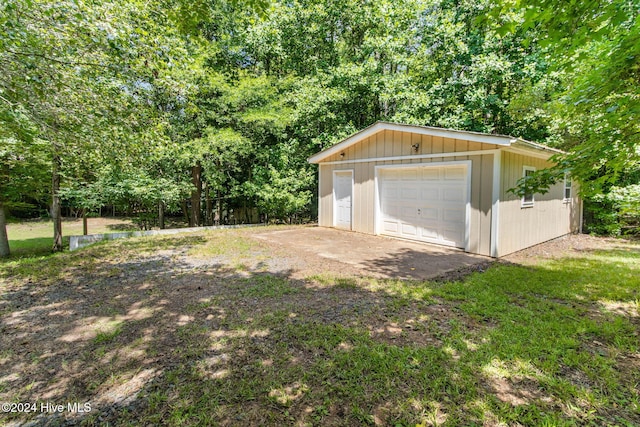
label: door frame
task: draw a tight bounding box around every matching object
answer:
[374,161,472,251]
[332,169,354,230]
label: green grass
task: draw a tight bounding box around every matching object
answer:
[4,217,138,257]
[162,251,637,425]
[187,229,255,257]
[240,275,300,297]
[117,248,638,425]
[1,231,638,426]
[93,324,123,345]
[6,237,64,256]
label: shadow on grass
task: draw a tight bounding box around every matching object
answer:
[8,237,53,253]
[105,223,140,232]
[5,237,72,260]
[0,235,638,426]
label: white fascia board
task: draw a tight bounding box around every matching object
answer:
[503,146,557,160]
[307,122,515,164]
[378,122,516,146]
[510,139,565,159]
[514,138,565,154]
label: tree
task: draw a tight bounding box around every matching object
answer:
[492,0,640,196]
[0,137,49,257]
[1,0,192,250]
[7,0,633,240]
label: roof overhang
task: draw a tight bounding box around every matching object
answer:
[307,121,562,164]
[512,138,564,156]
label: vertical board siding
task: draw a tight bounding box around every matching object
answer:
[456,139,469,153]
[497,151,579,256]
[318,164,333,227]
[422,134,432,154]
[317,130,500,255]
[468,155,482,254]
[479,154,494,256]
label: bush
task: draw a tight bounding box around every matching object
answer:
[584,185,640,236]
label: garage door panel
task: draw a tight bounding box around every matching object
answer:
[400,206,418,219]
[443,187,465,202]
[384,205,399,216]
[442,228,464,244]
[420,228,439,239]
[443,208,465,223]
[420,188,439,199]
[381,197,398,207]
[445,167,466,180]
[421,169,440,180]
[402,169,419,180]
[419,207,439,221]
[383,220,399,232]
[379,164,468,249]
[383,187,399,200]
[401,223,418,236]
[400,187,419,200]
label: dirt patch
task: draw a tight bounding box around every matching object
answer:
[250,226,489,280]
[502,233,632,264]
[250,228,636,283]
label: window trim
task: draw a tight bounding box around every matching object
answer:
[521,166,536,208]
[563,173,572,202]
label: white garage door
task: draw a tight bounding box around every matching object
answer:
[378,164,469,248]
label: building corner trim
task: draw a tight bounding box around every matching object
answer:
[490,151,502,257]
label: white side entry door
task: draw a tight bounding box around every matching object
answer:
[333,171,353,230]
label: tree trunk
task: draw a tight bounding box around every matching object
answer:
[190,162,202,227]
[52,154,63,252]
[82,209,88,235]
[0,202,10,258]
[205,184,213,226]
[216,189,222,225]
[158,201,165,229]
[182,199,191,226]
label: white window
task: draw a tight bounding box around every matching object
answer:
[521,166,536,207]
[564,173,572,201]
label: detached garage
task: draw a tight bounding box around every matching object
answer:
[308,122,582,257]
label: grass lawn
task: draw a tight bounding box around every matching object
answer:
[0,228,638,426]
[5,217,140,256]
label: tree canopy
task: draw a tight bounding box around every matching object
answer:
[1,0,638,256]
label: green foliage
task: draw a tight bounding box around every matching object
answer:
[0,137,50,208]
[492,0,640,200]
[248,166,314,220]
[3,0,636,231]
[586,184,640,236]
[609,185,640,221]
[58,184,105,214]
[100,168,190,215]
